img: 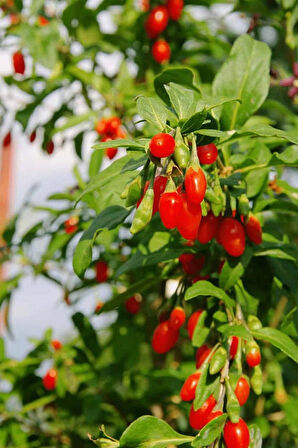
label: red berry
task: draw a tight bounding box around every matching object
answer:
[196,344,211,368]
[218,218,246,257]
[116,127,126,139]
[152,39,171,64]
[223,418,250,448]
[145,6,169,38]
[235,376,250,406]
[95,118,108,135]
[245,215,262,245]
[180,371,200,401]
[46,140,54,155]
[105,147,118,160]
[152,320,179,354]
[189,395,217,430]
[43,368,57,390]
[177,193,202,241]
[246,347,261,367]
[3,132,11,147]
[137,180,150,208]
[13,51,25,75]
[38,15,49,26]
[95,261,108,283]
[65,224,78,234]
[159,190,182,229]
[166,0,183,20]
[95,301,103,313]
[106,116,121,136]
[169,307,186,330]
[149,133,175,158]
[29,130,36,143]
[197,211,221,244]
[153,175,167,215]
[229,336,239,360]
[125,296,141,314]
[185,167,207,205]
[187,310,203,339]
[205,410,223,424]
[197,144,218,165]
[179,253,205,276]
[51,340,62,350]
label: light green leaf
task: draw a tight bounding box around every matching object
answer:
[251,327,298,364]
[192,414,227,447]
[217,324,252,340]
[137,97,169,131]
[165,83,198,119]
[154,67,200,105]
[92,139,147,151]
[185,281,235,312]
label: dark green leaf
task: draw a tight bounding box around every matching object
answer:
[192,414,227,447]
[154,67,200,105]
[185,281,235,312]
[72,312,100,357]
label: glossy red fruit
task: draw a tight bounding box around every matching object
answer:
[180,371,200,401]
[205,410,223,424]
[152,39,171,64]
[185,167,207,204]
[166,0,184,20]
[149,133,175,158]
[43,368,57,390]
[223,418,250,448]
[246,347,261,367]
[218,218,246,257]
[152,320,179,354]
[189,395,217,430]
[13,51,25,74]
[51,340,62,350]
[235,376,250,406]
[169,307,186,330]
[137,180,150,208]
[65,224,78,234]
[95,261,108,283]
[145,6,169,38]
[106,117,121,136]
[38,15,49,26]
[229,336,239,360]
[105,147,118,160]
[125,296,141,314]
[197,143,218,165]
[46,140,54,155]
[197,211,221,244]
[95,118,108,135]
[187,310,203,339]
[153,175,167,215]
[245,215,262,245]
[29,130,36,143]
[159,191,182,228]
[196,344,211,368]
[3,132,11,147]
[177,193,202,240]
[179,253,205,276]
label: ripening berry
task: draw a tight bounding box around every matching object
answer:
[95,261,108,283]
[196,344,211,368]
[13,51,25,74]
[179,254,205,276]
[95,118,108,135]
[29,130,37,143]
[149,133,175,158]
[197,143,218,165]
[223,418,250,448]
[51,340,62,350]
[105,147,118,160]
[145,6,169,38]
[46,140,54,155]
[166,0,184,20]
[38,16,49,26]
[152,39,171,64]
[125,296,141,314]
[218,217,246,257]
[43,368,57,390]
[152,320,179,354]
[3,132,11,147]
[180,371,200,401]
[229,336,239,359]
[169,307,186,330]
[245,214,262,245]
[246,346,261,367]
[187,310,203,339]
[189,395,217,430]
[235,376,250,406]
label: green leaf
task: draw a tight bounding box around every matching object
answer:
[192,311,209,348]
[185,281,235,312]
[217,324,252,340]
[72,312,100,357]
[249,424,262,448]
[73,206,130,278]
[270,145,298,166]
[213,35,271,129]
[89,149,104,178]
[52,112,96,135]
[181,111,207,134]
[192,414,227,447]
[21,395,55,414]
[92,139,146,151]
[119,416,193,447]
[251,327,298,364]
[164,83,198,119]
[243,124,298,145]
[154,67,200,105]
[136,97,169,131]
[246,168,269,198]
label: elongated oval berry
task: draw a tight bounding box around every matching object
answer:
[125,296,141,314]
[187,310,203,339]
[180,371,200,401]
[149,133,175,158]
[169,307,186,330]
[245,215,262,245]
[152,320,179,354]
[13,51,25,75]
[189,395,216,430]
[95,261,108,283]
[166,0,184,20]
[196,344,211,368]
[229,336,239,359]
[152,39,171,64]
[235,376,250,406]
[177,193,202,240]
[159,191,182,229]
[197,211,221,244]
[29,130,36,143]
[46,140,54,155]
[145,6,169,38]
[105,147,118,160]
[51,340,62,350]
[246,345,261,367]
[223,418,250,448]
[197,143,218,165]
[95,118,108,135]
[218,218,246,257]
[153,175,167,215]
[185,167,207,204]
[3,132,11,147]
[43,368,57,390]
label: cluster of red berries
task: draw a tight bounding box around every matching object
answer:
[95,116,126,160]
[64,216,79,234]
[152,306,186,353]
[145,0,184,64]
[43,340,63,390]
